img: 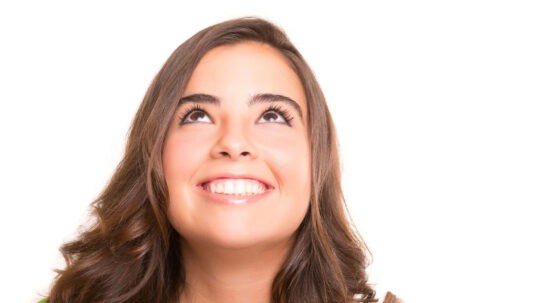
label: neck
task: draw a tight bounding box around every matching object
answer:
[179,237,294,303]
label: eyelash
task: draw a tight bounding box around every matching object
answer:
[264,104,294,125]
[178,104,294,126]
[178,104,205,124]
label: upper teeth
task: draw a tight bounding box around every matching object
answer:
[203,179,267,196]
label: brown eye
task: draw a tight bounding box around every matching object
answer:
[262,111,280,122]
[180,109,211,124]
[257,105,294,126]
[189,111,206,121]
[258,110,289,125]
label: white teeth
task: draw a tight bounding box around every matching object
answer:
[216,183,224,193]
[224,181,234,194]
[235,181,245,196]
[204,179,267,196]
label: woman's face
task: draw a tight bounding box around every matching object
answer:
[163,41,311,250]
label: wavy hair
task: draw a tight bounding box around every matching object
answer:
[46,16,379,303]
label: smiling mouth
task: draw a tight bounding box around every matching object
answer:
[200,178,271,197]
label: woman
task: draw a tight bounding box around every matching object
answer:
[42,16,401,303]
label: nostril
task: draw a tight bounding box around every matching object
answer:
[215,149,253,159]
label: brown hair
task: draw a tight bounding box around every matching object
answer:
[46,16,379,303]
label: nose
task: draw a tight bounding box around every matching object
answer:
[210,121,258,160]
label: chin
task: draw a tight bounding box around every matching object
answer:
[183,225,297,251]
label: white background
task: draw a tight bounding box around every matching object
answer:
[1,1,538,302]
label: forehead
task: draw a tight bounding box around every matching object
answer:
[184,41,307,113]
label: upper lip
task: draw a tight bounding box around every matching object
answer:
[198,173,275,190]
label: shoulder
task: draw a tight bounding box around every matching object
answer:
[382,291,403,303]
[37,299,48,303]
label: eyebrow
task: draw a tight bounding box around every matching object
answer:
[177,93,304,119]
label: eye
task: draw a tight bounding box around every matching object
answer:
[259,111,286,123]
[179,106,212,125]
[257,105,294,126]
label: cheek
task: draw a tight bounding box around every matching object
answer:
[162,131,212,193]
[255,128,311,196]
[163,131,213,233]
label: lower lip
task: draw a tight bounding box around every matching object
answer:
[196,185,273,205]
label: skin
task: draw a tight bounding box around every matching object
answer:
[162,41,311,303]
